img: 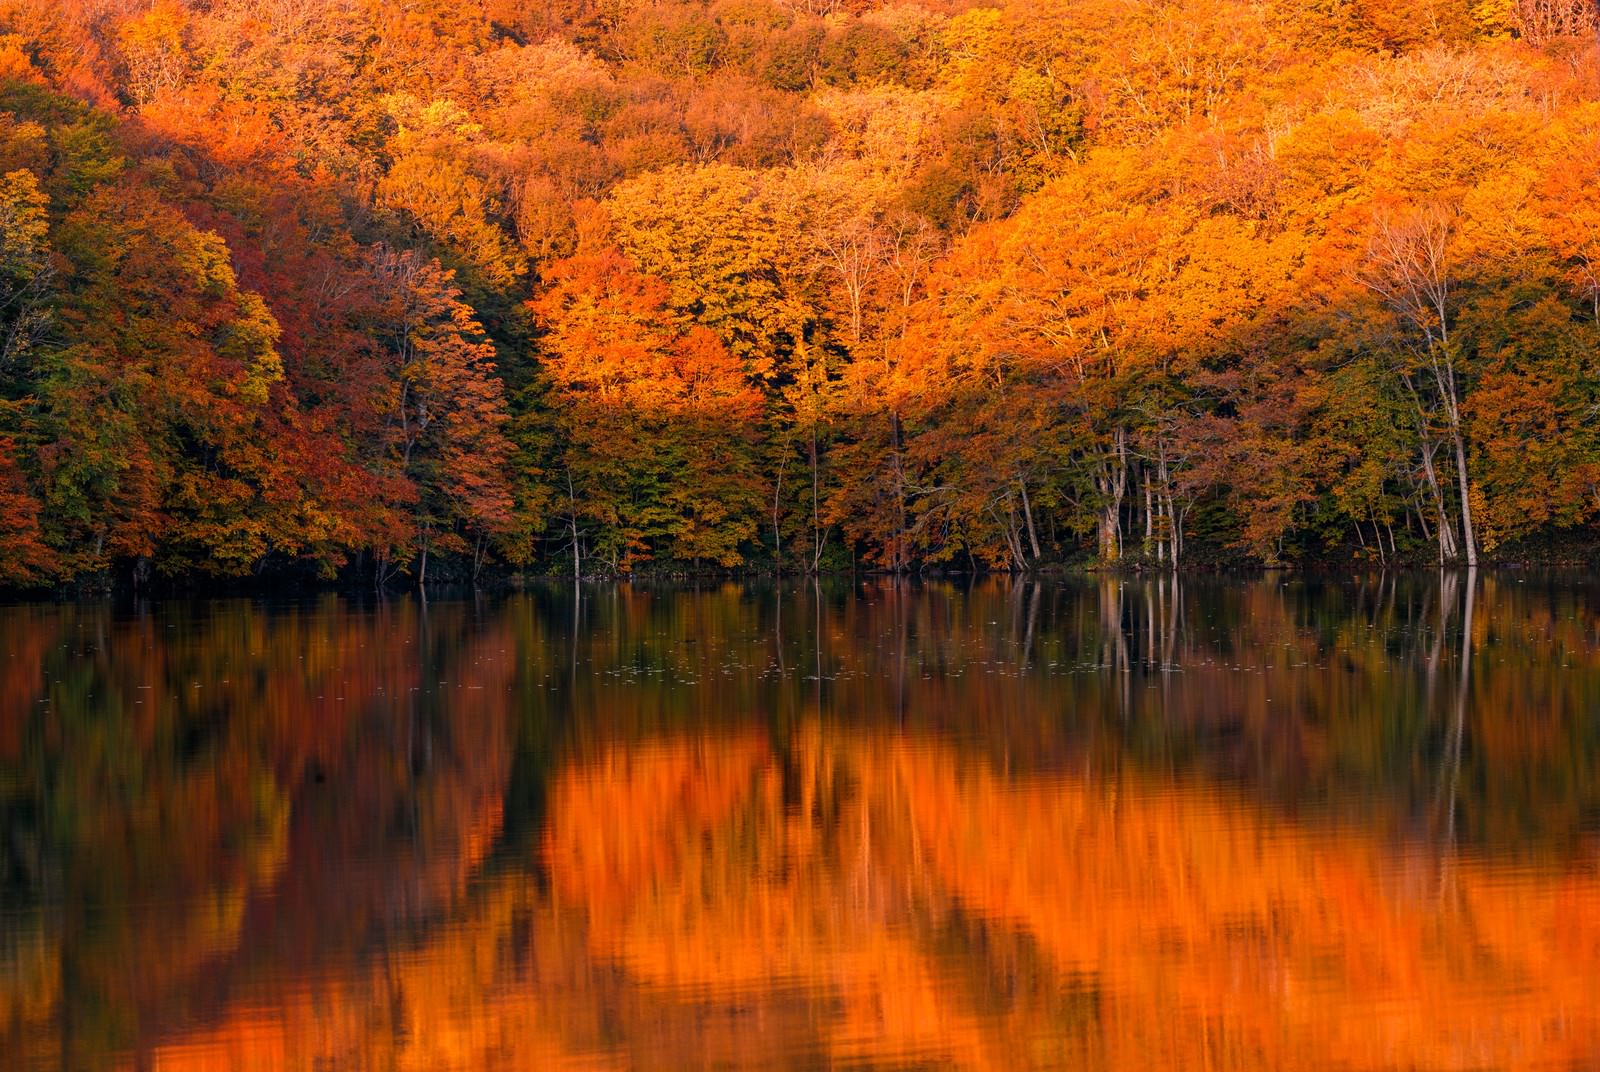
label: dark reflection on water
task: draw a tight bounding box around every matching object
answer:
[2,575,1599,1070]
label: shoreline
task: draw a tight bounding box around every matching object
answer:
[6,555,1597,602]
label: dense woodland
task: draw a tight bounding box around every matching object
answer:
[1,0,1600,583]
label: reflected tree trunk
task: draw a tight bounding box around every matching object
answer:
[1437,569,1475,896]
[1020,579,1041,670]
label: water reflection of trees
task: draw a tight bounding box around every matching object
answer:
[535,575,1600,852]
[132,719,1599,1070]
[0,598,515,1067]
[2,576,1600,1068]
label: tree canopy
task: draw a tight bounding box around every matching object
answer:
[2,0,1600,582]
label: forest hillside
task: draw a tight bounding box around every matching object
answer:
[1,0,1599,583]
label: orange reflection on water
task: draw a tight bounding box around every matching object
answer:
[6,581,1600,1070]
[537,728,1600,1070]
[870,736,1600,1069]
[91,723,1600,1070]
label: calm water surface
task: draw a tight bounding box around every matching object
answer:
[2,575,1599,1070]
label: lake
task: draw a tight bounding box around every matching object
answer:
[2,575,1598,1069]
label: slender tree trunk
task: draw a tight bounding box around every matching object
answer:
[1143,483,1155,560]
[1159,496,1170,565]
[1097,497,1117,562]
[809,428,823,574]
[993,501,1026,569]
[566,469,581,581]
[1113,428,1127,559]
[1173,499,1183,567]
[1157,451,1178,569]
[1097,429,1128,564]
[1019,479,1042,565]
[1432,331,1479,568]
[1418,435,1456,564]
[772,441,791,573]
[772,459,784,571]
[1450,423,1478,567]
[891,410,907,572]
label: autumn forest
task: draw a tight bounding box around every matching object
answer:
[2,0,1600,586]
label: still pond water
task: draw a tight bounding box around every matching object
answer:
[2,575,1599,1070]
